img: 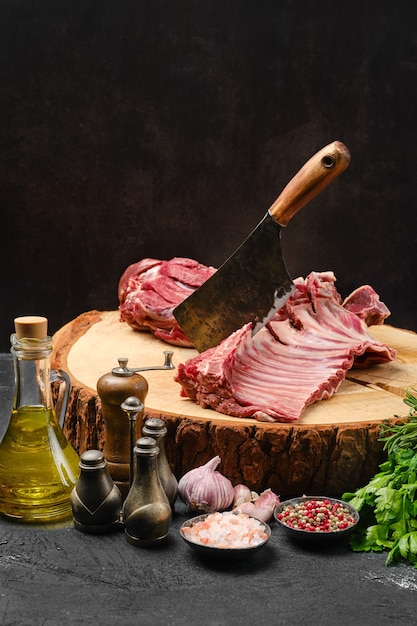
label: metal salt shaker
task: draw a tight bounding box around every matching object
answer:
[71,449,123,533]
[142,417,178,510]
[122,437,172,547]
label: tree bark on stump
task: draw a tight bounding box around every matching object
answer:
[52,311,414,498]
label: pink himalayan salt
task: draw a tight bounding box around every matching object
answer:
[181,511,269,549]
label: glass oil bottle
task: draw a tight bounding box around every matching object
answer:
[0,316,80,522]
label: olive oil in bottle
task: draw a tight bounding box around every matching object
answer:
[0,316,80,522]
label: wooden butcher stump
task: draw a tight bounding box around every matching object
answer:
[52,310,417,498]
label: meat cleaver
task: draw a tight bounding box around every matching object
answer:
[173,140,351,352]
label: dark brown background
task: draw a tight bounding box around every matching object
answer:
[1,0,416,352]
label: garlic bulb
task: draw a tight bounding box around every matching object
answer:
[178,456,235,513]
[233,488,280,522]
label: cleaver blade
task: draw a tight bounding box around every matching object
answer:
[173,141,351,352]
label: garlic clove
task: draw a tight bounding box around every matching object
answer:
[233,488,280,522]
[233,484,252,507]
[233,501,271,523]
[254,488,280,508]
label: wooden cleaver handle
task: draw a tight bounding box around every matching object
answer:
[269,141,351,226]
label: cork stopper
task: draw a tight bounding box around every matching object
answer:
[14,316,48,340]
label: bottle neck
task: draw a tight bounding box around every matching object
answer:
[133,451,160,484]
[11,334,53,411]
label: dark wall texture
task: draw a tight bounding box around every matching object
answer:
[1,0,417,352]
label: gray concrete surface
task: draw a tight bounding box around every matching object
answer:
[1,354,417,625]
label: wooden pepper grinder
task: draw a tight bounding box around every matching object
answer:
[97,358,148,499]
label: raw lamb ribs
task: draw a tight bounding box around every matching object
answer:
[118,257,216,347]
[174,271,396,423]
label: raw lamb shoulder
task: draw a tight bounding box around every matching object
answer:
[118,257,216,347]
[174,271,396,423]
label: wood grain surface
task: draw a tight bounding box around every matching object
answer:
[52,311,417,497]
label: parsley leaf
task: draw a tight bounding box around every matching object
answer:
[343,388,417,567]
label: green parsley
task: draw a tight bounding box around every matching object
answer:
[343,388,417,567]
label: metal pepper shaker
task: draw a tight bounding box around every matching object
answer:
[142,417,178,510]
[71,450,122,533]
[122,437,172,546]
[97,358,148,499]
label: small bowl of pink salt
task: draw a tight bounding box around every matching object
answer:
[180,511,271,559]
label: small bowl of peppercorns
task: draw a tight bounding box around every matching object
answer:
[274,496,359,544]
